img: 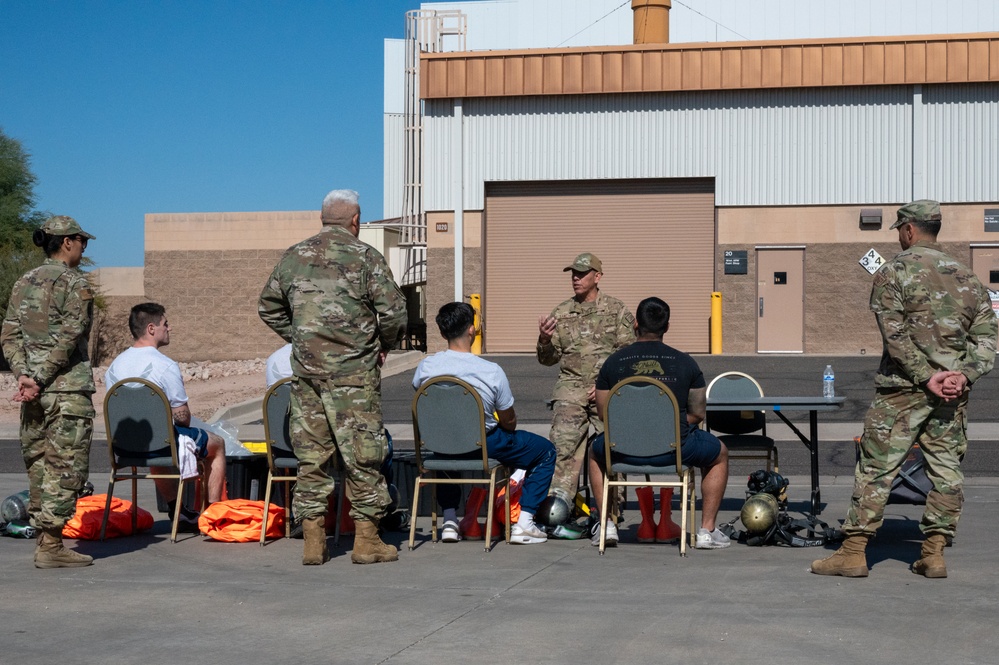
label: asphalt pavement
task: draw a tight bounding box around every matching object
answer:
[2,353,999,664]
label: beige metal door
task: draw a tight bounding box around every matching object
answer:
[971,246,999,290]
[484,178,715,352]
[757,248,804,353]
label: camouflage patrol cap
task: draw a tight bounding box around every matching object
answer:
[890,200,941,229]
[41,215,96,240]
[563,252,603,273]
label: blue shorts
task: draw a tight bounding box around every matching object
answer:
[174,426,210,458]
[590,427,722,470]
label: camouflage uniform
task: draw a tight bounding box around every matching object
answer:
[258,224,407,523]
[537,292,635,496]
[845,233,997,539]
[2,258,96,531]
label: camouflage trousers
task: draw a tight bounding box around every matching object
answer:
[549,399,603,497]
[844,387,968,539]
[290,376,390,523]
[20,391,94,530]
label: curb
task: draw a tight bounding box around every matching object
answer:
[209,350,425,425]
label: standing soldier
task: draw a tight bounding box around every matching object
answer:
[537,253,635,500]
[812,200,997,578]
[259,189,407,565]
[2,216,97,568]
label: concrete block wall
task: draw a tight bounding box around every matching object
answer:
[143,211,321,362]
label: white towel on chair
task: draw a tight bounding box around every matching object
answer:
[177,434,199,480]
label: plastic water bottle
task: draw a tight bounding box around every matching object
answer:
[823,365,835,399]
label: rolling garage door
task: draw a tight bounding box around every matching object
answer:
[484,178,715,352]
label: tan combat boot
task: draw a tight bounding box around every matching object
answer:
[302,517,329,565]
[34,528,93,569]
[351,520,399,564]
[912,534,948,578]
[810,535,869,577]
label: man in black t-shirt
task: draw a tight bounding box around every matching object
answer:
[588,297,731,549]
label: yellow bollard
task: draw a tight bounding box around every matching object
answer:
[710,292,722,355]
[469,293,483,355]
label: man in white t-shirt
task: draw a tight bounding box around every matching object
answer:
[265,344,293,388]
[105,303,227,526]
[412,302,556,545]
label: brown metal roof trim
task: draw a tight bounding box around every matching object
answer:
[420,33,999,99]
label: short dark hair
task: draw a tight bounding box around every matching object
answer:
[911,219,941,237]
[435,302,475,341]
[129,302,166,339]
[636,297,670,336]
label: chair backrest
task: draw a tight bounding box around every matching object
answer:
[705,371,766,435]
[103,377,177,466]
[263,377,294,459]
[604,376,682,464]
[412,376,488,463]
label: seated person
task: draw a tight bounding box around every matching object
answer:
[588,296,730,549]
[412,302,557,545]
[105,302,226,527]
[265,343,292,388]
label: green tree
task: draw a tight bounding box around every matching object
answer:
[1,127,48,317]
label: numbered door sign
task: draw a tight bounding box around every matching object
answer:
[859,249,885,275]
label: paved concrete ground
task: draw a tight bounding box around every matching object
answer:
[3,353,999,664]
[1,471,997,664]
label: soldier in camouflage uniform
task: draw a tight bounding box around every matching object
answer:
[537,253,635,498]
[1,216,96,568]
[812,200,997,579]
[258,189,407,565]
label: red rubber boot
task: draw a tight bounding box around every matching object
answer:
[635,486,657,543]
[656,488,682,543]
[459,487,487,540]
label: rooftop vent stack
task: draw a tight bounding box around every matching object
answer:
[632,0,671,44]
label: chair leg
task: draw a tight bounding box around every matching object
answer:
[505,472,511,545]
[772,447,779,474]
[679,476,688,557]
[171,478,184,543]
[430,482,439,543]
[99,476,116,541]
[408,476,422,550]
[484,473,496,552]
[333,471,346,547]
[260,473,274,546]
[131,473,138,536]
[283,481,292,538]
[599,478,611,555]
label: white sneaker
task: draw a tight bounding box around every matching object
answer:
[590,519,619,547]
[510,522,547,544]
[440,520,460,543]
[695,528,731,549]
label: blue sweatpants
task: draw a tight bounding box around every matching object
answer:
[438,427,556,514]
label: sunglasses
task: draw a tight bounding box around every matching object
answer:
[69,235,88,248]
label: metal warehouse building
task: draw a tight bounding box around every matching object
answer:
[385,0,999,355]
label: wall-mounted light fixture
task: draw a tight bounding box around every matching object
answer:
[859,208,882,229]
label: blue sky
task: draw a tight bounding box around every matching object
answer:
[1,1,417,268]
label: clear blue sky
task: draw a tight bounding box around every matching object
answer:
[1,0,417,268]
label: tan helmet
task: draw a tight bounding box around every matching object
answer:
[741,493,779,534]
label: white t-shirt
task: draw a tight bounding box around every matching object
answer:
[266,344,293,388]
[105,346,189,408]
[412,350,514,432]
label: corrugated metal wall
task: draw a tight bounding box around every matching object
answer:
[383,113,405,218]
[924,83,999,203]
[424,86,919,210]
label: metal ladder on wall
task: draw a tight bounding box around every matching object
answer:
[399,9,466,288]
